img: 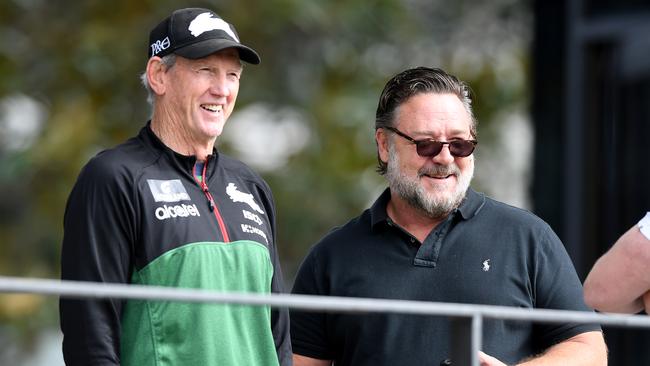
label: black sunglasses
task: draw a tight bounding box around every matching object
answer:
[385,126,477,158]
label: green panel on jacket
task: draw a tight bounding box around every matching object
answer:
[120,240,279,366]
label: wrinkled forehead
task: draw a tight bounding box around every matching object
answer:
[395,93,472,133]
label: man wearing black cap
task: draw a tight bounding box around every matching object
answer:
[60,8,291,366]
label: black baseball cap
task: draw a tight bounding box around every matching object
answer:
[148,8,260,64]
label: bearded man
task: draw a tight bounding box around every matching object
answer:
[290,67,606,366]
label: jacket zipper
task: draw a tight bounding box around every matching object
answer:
[195,159,230,243]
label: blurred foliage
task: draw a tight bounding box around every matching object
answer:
[0,0,531,359]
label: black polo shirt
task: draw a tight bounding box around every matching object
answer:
[291,188,599,366]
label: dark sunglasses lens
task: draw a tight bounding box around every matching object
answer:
[449,141,475,157]
[415,141,443,157]
[415,140,475,157]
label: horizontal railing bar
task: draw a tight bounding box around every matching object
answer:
[1,276,648,328]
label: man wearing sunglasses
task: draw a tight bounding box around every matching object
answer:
[290,67,606,366]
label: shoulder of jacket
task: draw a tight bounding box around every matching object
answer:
[81,137,160,181]
[217,153,270,190]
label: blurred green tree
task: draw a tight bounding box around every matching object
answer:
[0,0,530,362]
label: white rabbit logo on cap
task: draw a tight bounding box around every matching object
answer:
[188,12,239,42]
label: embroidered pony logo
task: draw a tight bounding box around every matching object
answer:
[482,259,491,272]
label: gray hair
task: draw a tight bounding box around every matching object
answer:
[375,67,477,175]
[140,54,177,107]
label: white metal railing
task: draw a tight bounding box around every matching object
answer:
[2,276,649,365]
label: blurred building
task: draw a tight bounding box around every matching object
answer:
[533,0,650,364]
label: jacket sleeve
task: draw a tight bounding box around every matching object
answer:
[270,241,292,366]
[59,156,136,366]
[260,180,293,366]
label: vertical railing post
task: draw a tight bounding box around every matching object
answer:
[450,314,482,366]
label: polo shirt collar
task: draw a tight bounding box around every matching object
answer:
[369,187,486,229]
[457,188,486,219]
[370,188,392,228]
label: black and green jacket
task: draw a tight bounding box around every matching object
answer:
[60,123,291,366]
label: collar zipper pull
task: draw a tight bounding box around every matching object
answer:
[207,195,215,212]
[201,182,216,212]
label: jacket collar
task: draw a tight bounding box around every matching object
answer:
[139,121,220,179]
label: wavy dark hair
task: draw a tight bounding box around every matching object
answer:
[375,67,477,175]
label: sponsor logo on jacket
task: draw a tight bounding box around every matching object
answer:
[243,210,263,225]
[148,179,199,221]
[241,224,268,244]
[155,203,201,221]
[148,179,191,202]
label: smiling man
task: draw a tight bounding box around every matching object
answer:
[59,8,291,366]
[290,67,607,366]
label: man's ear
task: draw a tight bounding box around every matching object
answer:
[146,56,167,96]
[376,128,390,165]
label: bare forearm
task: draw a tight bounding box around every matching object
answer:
[584,265,645,313]
[584,225,650,313]
[293,354,331,366]
[517,332,607,366]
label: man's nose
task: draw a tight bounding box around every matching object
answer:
[209,75,230,96]
[430,144,454,164]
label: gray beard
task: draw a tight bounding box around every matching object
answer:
[385,142,474,219]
